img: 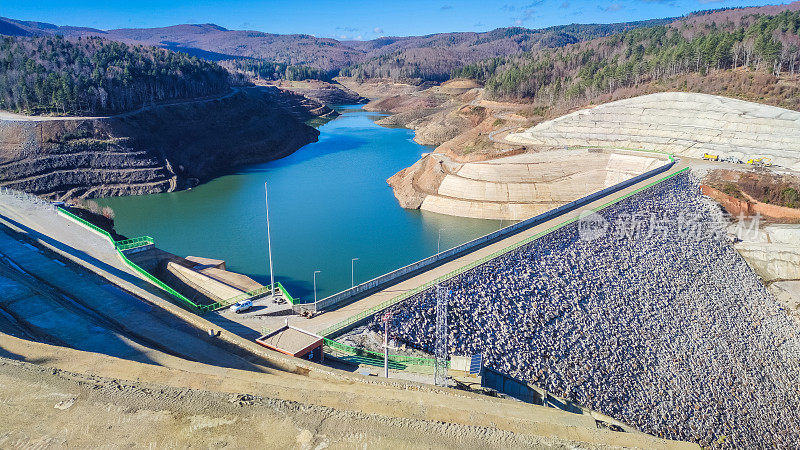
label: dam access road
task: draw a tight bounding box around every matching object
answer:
[292,157,688,336]
[0,191,690,448]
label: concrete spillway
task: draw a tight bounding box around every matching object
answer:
[506,92,800,171]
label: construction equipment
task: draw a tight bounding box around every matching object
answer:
[703,153,719,161]
[720,156,743,164]
[746,157,773,167]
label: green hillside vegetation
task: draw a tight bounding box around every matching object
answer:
[0,35,230,115]
[220,59,336,82]
[454,10,800,108]
[337,19,674,84]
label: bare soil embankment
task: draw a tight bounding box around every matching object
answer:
[265,79,368,105]
[0,333,691,449]
[347,79,663,221]
[0,86,330,199]
[699,169,800,321]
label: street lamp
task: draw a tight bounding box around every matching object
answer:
[351,258,359,288]
[313,270,321,303]
[265,181,275,297]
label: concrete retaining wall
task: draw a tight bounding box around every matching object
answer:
[305,155,675,312]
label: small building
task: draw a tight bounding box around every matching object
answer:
[255,325,324,362]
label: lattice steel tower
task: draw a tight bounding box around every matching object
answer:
[434,285,448,386]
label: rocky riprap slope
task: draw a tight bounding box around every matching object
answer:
[0,87,327,199]
[375,172,800,447]
[506,92,800,171]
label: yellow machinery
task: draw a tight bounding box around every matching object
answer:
[703,153,719,161]
[746,157,773,167]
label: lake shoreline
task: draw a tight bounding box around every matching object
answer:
[98,106,501,300]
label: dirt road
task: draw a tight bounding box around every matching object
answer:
[0,88,240,122]
[0,333,694,449]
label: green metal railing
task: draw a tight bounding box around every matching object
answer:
[57,207,203,312]
[115,236,154,251]
[57,207,295,314]
[323,338,445,368]
[319,165,690,338]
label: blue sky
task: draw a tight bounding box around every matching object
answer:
[5,0,789,39]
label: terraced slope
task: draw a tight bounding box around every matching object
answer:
[389,149,665,220]
[0,87,324,199]
[506,92,800,171]
[0,121,175,198]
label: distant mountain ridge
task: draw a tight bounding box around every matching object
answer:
[0,15,675,76]
[4,3,797,83]
[455,1,800,111]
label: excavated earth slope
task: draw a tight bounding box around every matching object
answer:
[505,92,800,171]
[0,87,327,199]
[0,335,694,449]
[389,149,665,220]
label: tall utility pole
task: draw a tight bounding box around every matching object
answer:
[265,182,275,297]
[313,270,321,303]
[434,285,449,387]
[351,258,359,288]
[383,311,391,378]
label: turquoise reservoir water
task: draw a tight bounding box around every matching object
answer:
[98,106,501,300]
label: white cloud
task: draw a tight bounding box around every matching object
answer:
[373,26,384,34]
[602,3,624,11]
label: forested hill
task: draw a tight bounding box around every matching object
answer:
[339,19,674,82]
[0,16,676,83]
[0,35,230,115]
[454,5,800,110]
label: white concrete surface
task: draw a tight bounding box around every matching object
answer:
[734,224,800,281]
[421,149,663,220]
[506,92,800,171]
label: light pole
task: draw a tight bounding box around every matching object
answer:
[265,182,275,298]
[351,258,359,288]
[382,311,391,378]
[437,228,446,254]
[313,270,321,303]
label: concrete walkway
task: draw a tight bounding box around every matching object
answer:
[294,160,688,335]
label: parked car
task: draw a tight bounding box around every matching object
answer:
[230,300,253,313]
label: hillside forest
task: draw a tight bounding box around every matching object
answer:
[0,35,230,115]
[2,6,800,115]
[454,10,800,109]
